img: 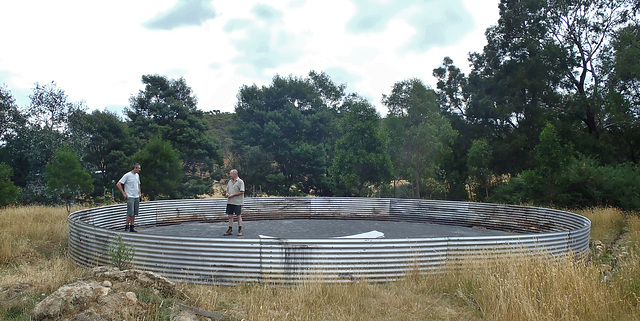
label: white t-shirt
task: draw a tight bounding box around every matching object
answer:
[118,172,141,198]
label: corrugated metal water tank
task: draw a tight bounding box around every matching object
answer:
[68,197,591,285]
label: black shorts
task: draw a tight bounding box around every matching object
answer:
[226,204,242,215]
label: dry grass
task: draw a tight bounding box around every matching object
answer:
[180,249,640,321]
[0,206,76,264]
[0,206,89,320]
[446,254,637,320]
[1,206,640,320]
[0,207,89,289]
[183,276,479,321]
[612,214,640,308]
[578,207,627,246]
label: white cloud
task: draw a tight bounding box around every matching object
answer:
[0,0,499,116]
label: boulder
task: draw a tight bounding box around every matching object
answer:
[31,267,186,320]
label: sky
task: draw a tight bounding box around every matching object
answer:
[0,0,500,117]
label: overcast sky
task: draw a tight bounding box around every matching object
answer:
[0,0,499,116]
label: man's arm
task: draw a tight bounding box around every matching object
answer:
[116,181,127,199]
[229,191,244,198]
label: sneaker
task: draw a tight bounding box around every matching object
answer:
[223,228,233,236]
[129,226,137,232]
[125,225,129,231]
[237,230,243,236]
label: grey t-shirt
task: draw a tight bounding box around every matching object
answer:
[118,172,140,198]
[226,177,245,205]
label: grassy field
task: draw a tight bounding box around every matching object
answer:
[1,206,639,320]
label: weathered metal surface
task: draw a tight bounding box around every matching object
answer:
[68,197,591,285]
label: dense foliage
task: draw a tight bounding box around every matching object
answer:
[131,137,183,200]
[0,163,18,207]
[45,146,94,212]
[0,0,638,209]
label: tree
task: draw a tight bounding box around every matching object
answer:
[465,0,567,174]
[0,85,24,142]
[0,163,19,207]
[0,83,84,203]
[433,57,482,200]
[329,96,393,196]
[547,0,635,137]
[131,137,183,200]
[68,110,139,199]
[433,56,469,117]
[233,71,343,196]
[383,79,457,199]
[466,139,493,201]
[127,75,222,198]
[611,25,640,106]
[1,125,64,203]
[45,146,94,212]
[600,25,640,163]
[518,123,575,205]
[26,81,85,133]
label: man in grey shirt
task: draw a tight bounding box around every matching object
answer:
[224,169,245,236]
[116,163,141,232]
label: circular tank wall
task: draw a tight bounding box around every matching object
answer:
[68,197,591,285]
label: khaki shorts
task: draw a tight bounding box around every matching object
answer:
[126,197,140,217]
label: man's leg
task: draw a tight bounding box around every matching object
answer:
[126,198,138,232]
[130,198,139,232]
[224,215,234,235]
[237,214,243,236]
[125,198,133,230]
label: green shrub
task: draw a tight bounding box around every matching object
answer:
[109,234,135,270]
[0,163,19,207]
[491,158,640,210]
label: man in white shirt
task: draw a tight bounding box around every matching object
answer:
[224,169,245,236]
[116,163,141,232]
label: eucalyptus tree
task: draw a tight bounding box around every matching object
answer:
[329,96,393,196]
[466,139,493,201]
[25,81,85,133]
[546,0,636,138]
[382,79,457,199]
[0,85,24,143]
[602,24,640,163]
[1,82,85,202]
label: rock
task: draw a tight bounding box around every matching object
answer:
[89,266,119,276]
[31,280,109,320]
[93,268,186,299]
[31,267,188,321]
[125,291,137,303]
